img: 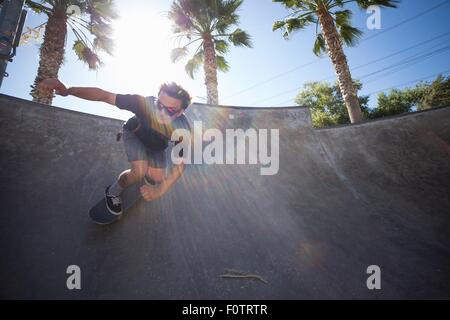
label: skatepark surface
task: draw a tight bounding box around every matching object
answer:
[0,93,449,299]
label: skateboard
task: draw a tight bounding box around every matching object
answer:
[89,179,144,225]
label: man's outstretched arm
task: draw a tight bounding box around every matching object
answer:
[37,78,117,106]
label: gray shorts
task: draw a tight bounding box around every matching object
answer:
[123,129,167,168]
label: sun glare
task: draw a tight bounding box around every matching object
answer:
[109,8,187,94]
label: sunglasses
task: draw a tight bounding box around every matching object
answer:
[157,99,180,117]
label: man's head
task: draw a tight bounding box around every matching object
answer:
[156,82,191,122]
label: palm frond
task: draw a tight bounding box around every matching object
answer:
[218,0,243,17]
[273,14,315,39]
[24,0,52,15]
[88,22,113,38]
[171,47,189,63]
[338,24,363,47]
[93,35,114,55]
[89,0,119,22]
[214,0,242,32]
[216,55,230,72]
[73,39,102,70]
[214,39,229,54]
[355,0,399,9]
[333,10,352,26]
[273,0,304,9]
[313,33,326,56]
[185,50,204,79]
[273,20,285,32]
[228,28,252,47]
[215,13,239,34]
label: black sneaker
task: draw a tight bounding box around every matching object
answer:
[105,185,123,215]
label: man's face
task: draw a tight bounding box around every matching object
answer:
[156,92,183,124]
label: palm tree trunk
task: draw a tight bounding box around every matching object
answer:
[202,35,219,105]
[30,10,67,105]
[317,4,363,123]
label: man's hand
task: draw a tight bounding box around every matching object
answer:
[140,184,167,202]
[140,164,185,202]
[37,78,69,96]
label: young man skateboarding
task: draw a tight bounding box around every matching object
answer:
[38,78,192,215]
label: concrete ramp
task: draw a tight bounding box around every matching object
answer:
[0,94,449,299]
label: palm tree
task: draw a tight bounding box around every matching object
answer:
[168,0,252,105]
[25,0,117,104]
[273,0,398,123]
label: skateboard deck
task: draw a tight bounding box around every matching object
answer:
[89,180,143,225]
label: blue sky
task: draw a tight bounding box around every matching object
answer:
[2,0,450,120]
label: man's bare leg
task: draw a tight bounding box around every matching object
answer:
[109,160,148,196]
[145,166,165,185]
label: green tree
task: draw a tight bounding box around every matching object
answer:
[25,0,117,104]
[419,75,450,110]
[168,0,252,105]
[371,75,450,117]
[373,89,416,118]
[295,80,369,128]
[372,87,424,118]
[273,0,398,123]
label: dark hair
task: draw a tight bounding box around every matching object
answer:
[158,82,192,110]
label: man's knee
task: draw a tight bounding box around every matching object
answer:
[146,167,165,184]
[130,162,148,180]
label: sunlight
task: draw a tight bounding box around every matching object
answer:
[108,7,188,95]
